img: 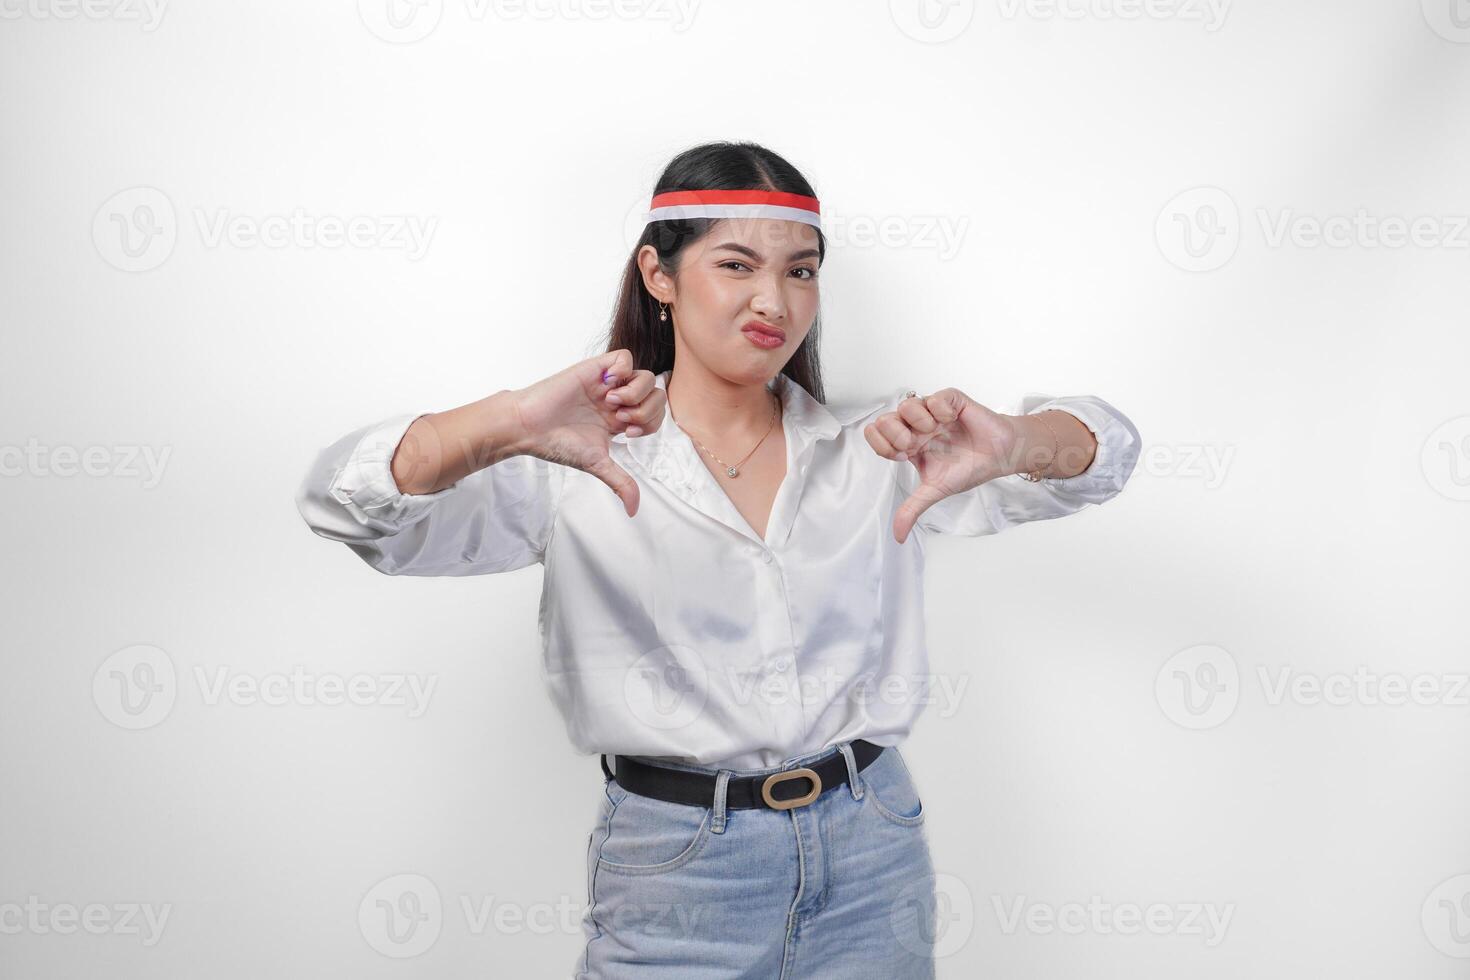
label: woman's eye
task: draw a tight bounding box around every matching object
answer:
[718,260,816,279]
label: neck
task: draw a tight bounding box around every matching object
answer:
[666,365,781,445]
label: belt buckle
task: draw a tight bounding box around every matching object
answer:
[761,766,822,810]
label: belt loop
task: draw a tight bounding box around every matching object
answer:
[600,754,614,784]
[710,769,732,834]
[837,742,863,801]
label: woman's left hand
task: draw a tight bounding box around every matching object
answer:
[862,388,1018,545]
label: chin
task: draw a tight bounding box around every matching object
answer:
[717,360,782,387]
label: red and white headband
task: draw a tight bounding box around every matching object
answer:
[644,189,822,231]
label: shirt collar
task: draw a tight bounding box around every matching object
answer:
[642,368,841,446]
[618,368,841,548]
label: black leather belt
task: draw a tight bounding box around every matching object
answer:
[600,740,885,811]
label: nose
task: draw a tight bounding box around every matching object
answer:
[749,271,788,321]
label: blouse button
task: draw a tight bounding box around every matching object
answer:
[760,551,773,564]
[773,657,792,672]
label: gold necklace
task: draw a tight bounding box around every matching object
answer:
[669,388,781,479]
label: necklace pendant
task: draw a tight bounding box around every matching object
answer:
[726,466,739,478]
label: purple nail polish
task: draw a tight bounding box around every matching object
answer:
[602,370,615,385]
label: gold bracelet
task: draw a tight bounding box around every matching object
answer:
[1018,412,1061,483]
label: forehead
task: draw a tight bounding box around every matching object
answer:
[695,217,821,256]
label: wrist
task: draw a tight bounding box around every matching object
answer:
[473,388,535,466]
[1004,412,1060,480]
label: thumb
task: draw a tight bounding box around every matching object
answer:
[584,453,641,518]
[590,347,634,388]
[893,475,946,545]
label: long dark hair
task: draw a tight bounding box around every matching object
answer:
[604,141,827,403]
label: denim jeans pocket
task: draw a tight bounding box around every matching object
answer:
[595,779,716,876]
[860,748,926,827]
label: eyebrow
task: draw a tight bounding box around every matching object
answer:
[711,242,821,263]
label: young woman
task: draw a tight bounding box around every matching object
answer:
[296,141,1141,978]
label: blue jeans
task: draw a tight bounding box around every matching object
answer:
[576,741,938,978]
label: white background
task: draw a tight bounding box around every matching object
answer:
[3,0,1469,976]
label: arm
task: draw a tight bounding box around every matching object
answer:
[294,396,562,576]
[294,349,667,576]
[888,389,1142,537]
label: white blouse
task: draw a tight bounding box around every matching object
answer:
[296,370,1141,771]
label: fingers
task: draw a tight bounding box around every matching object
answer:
[862,420,908,462]
[867,390,954,544]
[604,369,652,407]
[611,389,665,438]
[864,392,934,461]
[602,368,665,438]
[918,388,968,426]
[864,389,974,464]
[585,454,641,518]
[589,349,664,439]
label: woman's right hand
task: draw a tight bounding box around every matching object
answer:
[508,349,665,517]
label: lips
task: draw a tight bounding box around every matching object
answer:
[741,322,786,341]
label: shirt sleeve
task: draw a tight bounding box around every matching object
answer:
[294,412,563,576]
[891,389,1142,537]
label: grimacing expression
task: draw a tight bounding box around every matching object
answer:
[645,217,822,381]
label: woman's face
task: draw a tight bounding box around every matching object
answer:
[640,217,822,385]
